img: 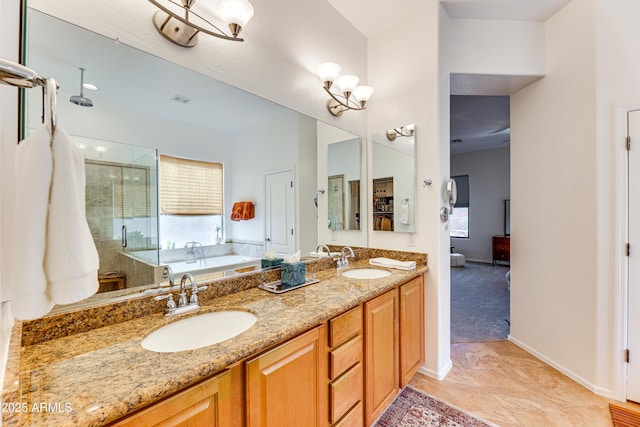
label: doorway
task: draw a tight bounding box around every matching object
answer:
[449,94,511,343]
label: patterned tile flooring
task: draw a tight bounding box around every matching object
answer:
[409,341,640,426]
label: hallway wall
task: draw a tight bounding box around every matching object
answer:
[450,147,510,263]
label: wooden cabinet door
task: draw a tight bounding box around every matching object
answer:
[246,326,326,427]
[364,289,399,426]
[399,276,425,387]
[111,369,232,427]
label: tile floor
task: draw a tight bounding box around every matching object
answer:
[409,341,640,426]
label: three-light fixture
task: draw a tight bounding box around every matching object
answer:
[318,62,373,116]
[386,125,415,141]
[148,0,254,47]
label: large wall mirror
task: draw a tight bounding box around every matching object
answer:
[316,122,368,248]
[371,125,416,233]
[23,7,366,311]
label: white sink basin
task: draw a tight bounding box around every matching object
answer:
[142,311,257,353]
[341,268,392,279]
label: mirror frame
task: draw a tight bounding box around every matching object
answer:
[370,124,417,233]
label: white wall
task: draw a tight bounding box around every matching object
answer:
[594,0,640,397]
[509,0,640,398]
[367,3,450,378]
[447,19,545,76]
[450,147,510,262]
[230,109,318,255]
[511,0,600,391]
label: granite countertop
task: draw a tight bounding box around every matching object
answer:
[3,261,427,426]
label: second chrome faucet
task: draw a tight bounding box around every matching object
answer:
[154,273,208,316]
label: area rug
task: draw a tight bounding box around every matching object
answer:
[375,385,498,427]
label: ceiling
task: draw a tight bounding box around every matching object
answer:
[327,0,573,154]
[27,9,287,134]
[450,95,510,155]
[327,0,572,39]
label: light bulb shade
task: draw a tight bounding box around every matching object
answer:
[218,0,254,29]
[335,74,359,95]
[352,85,374,102]
[317,62,342,84]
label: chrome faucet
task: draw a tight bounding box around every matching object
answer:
[154,273,208,316]
[161,265,175,288]
[316,244,332,257]
[185,241,206,264]
[334,246,355,269]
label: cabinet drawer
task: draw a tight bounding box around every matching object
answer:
[329,363,363,424]
[333,400,363,427]
[329,335,362,380]
[329,306,362,348]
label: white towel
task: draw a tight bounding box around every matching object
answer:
[398,198,410,225]
[309,251,340,258]
[10,125,99,320]
[46,127,99,305]
[369,257,416,271]
[11,125,54,319]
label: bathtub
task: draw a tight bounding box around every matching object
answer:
[169,254,261,276]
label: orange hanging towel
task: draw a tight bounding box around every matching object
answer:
[241,201,255,220]
[231,201,255,221]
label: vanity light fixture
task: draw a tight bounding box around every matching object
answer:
[318,62,373,117]
[386,125,414,141]
[148,0,254,48]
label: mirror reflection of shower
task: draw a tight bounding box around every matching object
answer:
[69,67,94,107]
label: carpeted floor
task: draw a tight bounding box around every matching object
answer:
[375,385,498,427]
[451,261,510,343]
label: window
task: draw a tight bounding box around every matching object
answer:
[450,175,469,238]
[159,155,224,247]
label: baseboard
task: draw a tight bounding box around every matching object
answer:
[418,359,452,381]
[508,335,615,398]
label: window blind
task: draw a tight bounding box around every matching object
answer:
[159,154,223,215]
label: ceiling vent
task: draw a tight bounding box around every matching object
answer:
[170,94,192,104]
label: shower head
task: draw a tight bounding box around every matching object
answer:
[69,67,93,107]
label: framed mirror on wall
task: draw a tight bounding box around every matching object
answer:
[316,121,368,248]
[371,124,416,233]
[23,6,366,311]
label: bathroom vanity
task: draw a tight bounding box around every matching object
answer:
[2,250,427,426]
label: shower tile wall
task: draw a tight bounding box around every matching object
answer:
[85,162,154,288]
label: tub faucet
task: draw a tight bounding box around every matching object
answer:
[185,241,206,264]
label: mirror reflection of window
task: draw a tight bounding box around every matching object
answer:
[449,175,469,238]
[159,154,224,248]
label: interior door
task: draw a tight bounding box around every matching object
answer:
[628,109,640,402]
[265,169,295,255]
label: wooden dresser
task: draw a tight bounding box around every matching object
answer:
[492,235,510,266]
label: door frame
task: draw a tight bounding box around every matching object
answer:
[615,102,640,401]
